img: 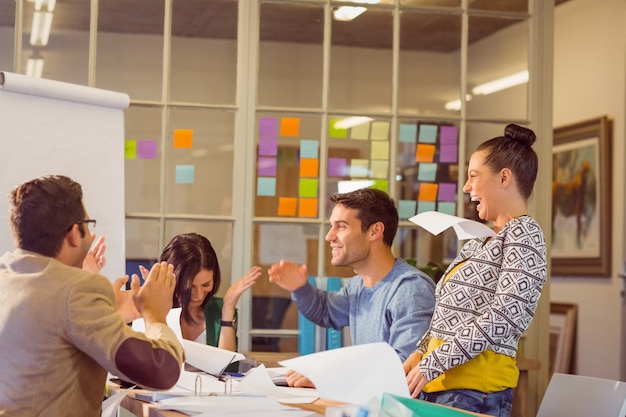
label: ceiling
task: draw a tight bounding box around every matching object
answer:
[1,0,569,53]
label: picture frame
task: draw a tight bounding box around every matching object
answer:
[549,302,577,375]
[551,116,612,276]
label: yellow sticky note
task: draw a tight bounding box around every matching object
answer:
[370,160,389,179]
[125,140,137,159]
[416,144,436,162]
[277,197,298,216]
[299,158,319,178]
[418,183,438,201]
[280,117,300,137]
[370,121,390,140]
[173,129,193,148]
[350,159,370,178]
[350,123,369,140]
[371,141,389,160]
[298,198,318,217]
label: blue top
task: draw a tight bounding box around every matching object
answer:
[291,258,436,361]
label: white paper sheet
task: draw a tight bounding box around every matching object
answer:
[102,387,133,417]
[157,395,295,414]
[236,365,319,404]
[182,339,246,376]
[279,342,410,407]
[408,211,495,240]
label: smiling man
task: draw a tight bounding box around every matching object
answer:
[268,187,436,388]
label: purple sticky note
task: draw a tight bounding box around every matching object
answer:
[257,156,277,177]
[438,183,457,202]
[259,117,278,137]
[328,158,347,177]
[137,140,157,159]
[440,125,458,145]
[259,137,278,156]
[439,144,458,163]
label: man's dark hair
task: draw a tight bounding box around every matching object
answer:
[9,175,86,257]
[330,187,398,247]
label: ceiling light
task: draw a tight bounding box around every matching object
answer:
[333,0,380,22]
[471,70,529,95]
[26,58,44,78]
[34,0,56,12]
[444,94,472,111]
[30,10,54,46]
[333,116,374,129]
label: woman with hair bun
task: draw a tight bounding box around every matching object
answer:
[404,124,547,417]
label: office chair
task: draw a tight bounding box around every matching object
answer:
[536,373,626,417]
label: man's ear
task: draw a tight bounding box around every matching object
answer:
[369,221,385,241]
[66,224,81,248]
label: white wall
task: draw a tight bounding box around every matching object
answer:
[552,0,625,380]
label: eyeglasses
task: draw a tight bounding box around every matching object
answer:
[67,219,97,232]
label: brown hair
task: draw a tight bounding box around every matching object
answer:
[475,124,538,199]
[330,187,398,247]
[159,233,222,325]
[9,175,86,257]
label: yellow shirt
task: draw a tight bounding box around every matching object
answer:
[422,263,519,393]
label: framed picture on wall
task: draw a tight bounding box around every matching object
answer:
[549,302,577,375]
[551,116,612,276]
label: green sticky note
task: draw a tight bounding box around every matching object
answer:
[125,140,137,159]
[299,178,319,198]
[329,119,347,138]
[371,179,388,192]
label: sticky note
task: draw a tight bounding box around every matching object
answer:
[278,197,298,216]
[399,124,417,143]
[418,163,437,182]
[258,157,277,177]
[417,201,437,213]
[300,158,319,178]
[280,117,300,137]
[439,144,458,163]
[371,141,390,160]
[438,201,456,215]
[257,177,276,196]
[440,125,458,144]
[259,137,278,156]
[370,160,388,179]
[370,121,390,140]
[398,200,417,219]
[418,183,438,201]
[259,117,278,137]
[371,180,388,193]
[351,123,370,140]
[329,119,347,139]
[125,140,137,159]
[137,140,157,159]
[300,139,319,158]
[418,124,437,143]
[350,159,370,177]
[438,182,457,201]
[175,165,194,184]
[328,158,347,177]
[416,144,436,163]
[173,129,193,148]
[298,198,318,217]
[299,178,319,198]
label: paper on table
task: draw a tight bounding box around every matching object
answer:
[135,370,225,401]
[408,211,495,240]
[157,395,298,414]
[132,307,183,341]
[102,387,133,417]
[182,339,246,376]
[279,342,410,406]
[236,364,319,404]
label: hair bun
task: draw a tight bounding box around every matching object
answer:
[504,124,536,147]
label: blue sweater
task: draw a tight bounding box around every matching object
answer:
[291,258,436,361]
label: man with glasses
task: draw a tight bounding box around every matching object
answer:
[0,175,184,417]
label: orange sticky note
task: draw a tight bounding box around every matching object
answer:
[280,117,300,137]
[173,129,193,148]
[418,183,438,201]
[298,198,318,217]
[299,158,319,178]
[277,197,298,216]
[415,144,436,162]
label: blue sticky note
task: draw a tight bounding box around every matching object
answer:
[175,165,194,184]
[398,200,417,219]
[418,124,437,143]
[418,163,437,182]
[438,201,456,215]
[257,177,276,196]
[300,139,319,158]
[417,201,436,214]
[399,124,417,143]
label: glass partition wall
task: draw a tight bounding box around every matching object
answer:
[4,0,546,354]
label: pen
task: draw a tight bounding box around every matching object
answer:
[221,371,245,378]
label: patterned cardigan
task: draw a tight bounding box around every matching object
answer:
[417,215,547,382]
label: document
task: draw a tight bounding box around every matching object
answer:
[236,365,319,404]
[279,342,410,407]
[157,396,313,415]
[408,211,495,240]
[182,339,246,376]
